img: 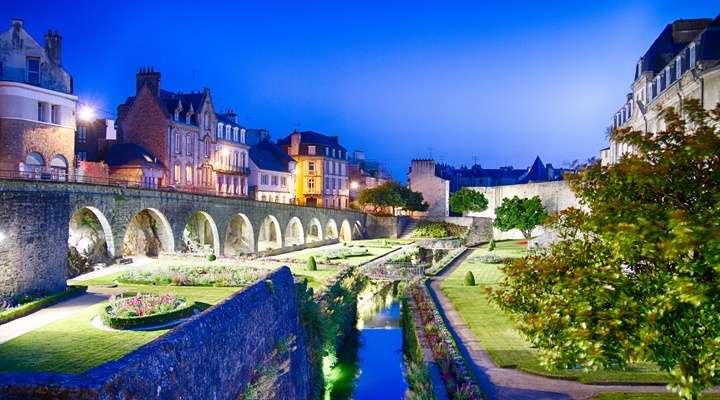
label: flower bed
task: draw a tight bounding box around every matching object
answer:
[313,247,369,262]
[475,254,513,264]
[102,293,195,330]
[411,284,483,399]
[117,265,262,287]
[0,286,87,325]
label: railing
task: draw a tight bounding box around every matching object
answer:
[214,165,250,175]
[0,168,359,211]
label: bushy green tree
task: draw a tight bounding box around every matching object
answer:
[488,239,496,252]
[358,181,427,214]
[490,100,720,399]
[494,195,547,239]
[307,256,317,271]
[450,188,489,214]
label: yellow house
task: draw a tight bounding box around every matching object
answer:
[278,131,349,208]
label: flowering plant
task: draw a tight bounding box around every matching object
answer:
[107,293,186,318]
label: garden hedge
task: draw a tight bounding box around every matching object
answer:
[102,300,196,330]
[0,285,87,325]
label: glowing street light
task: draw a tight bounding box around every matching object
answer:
[77,105,96,122]
[350,181,359,190]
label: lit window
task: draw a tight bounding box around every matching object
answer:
[26,57,39,85]
[186,165,193,185]
[308,145,316,155]
[271,175,278,186]
[218,123,224,139]
[689,43,696,67]
[233,127,239,142]
[308,178,315,190]
[261,174,269,185]
[240,129,246,143]
[174,164,181,184]
[281,176,287,187]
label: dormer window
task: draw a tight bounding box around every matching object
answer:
[240,128,246,144]
[174,111,180,121]
[233,127,239,142]
[186,113,191,124]
[26,57,40,85]
[225,125,230,138]
[218,123,224,139]
[689,43,696,67]
[676,58,682,81]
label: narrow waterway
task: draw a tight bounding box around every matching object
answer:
[326,286,408,399]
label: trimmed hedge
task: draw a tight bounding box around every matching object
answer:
[102,300,196,330]
[0,286,87,326]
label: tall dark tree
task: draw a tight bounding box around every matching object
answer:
[450,188,489,214]
[491,100,720,399]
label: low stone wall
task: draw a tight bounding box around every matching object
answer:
[258,238,339,257]
[0,267,310,400]
[365,214,399,238]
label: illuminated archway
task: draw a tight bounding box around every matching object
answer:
[123,208,174,257]
[339,220,352,242]
[68,206,114,277]
[182,211,220,256]
[258,215,282,252]
[224,213,255,256]
[285,217,305,247]
[325,219,338,240]
[306,218,323,243]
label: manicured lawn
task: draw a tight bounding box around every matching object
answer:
[272,239,407,267]
[0,284,238,374]
[440,241,670,384]
[594,394,720,399]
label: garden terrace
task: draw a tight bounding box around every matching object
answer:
[439,241,670,384]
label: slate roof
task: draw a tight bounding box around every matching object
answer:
[249,139,294,172]
[159,90,207,126]
[104,143,164,169]
[277,130,346,151]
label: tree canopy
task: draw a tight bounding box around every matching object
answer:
[493,195,547,239]
[449,188,489,214]
[358,181,428,214]
[490,100,720,399]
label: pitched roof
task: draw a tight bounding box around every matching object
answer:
[104,143,164,169]
[250,139,294,172]
[277,130,346,151]
[518,156,548,183]
[637,17,714,78]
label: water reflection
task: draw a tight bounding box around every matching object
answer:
[326,284,408,400]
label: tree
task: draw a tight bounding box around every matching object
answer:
[358,181,427,214]
[490,100,720,399]
[493,196,547,239]
[450,188,489,214]
[400,187,429,213]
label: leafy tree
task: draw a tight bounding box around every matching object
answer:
[493,196,547,239]
[358,181,427,214]
[490,100,720,399]
[401,188,429,213]
[450,188,489,214]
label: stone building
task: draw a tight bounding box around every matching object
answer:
[278,130,349,208]
[603,15,720,165]
[0,19,76,180]
[248,139,296,204]
[408,159,450,217]
[75,118,116,162]
[347,150,390,204]
[117,68,250,195]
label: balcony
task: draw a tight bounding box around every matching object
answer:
[214,165,250,175]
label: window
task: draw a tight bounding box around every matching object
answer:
[204,139,210,158]
[332,148,336,158]
[241,152,246,167]
[37,102,44,121]
[233,151,239,167]
[271,175,278,186]
[308,145,316,155]
[308,178,315,190]
[174,111,180,121]
[240,129,246,144]
[26,57,39,85]
[281,176,287,187]
[689,43,696,67]
[174,164,181,184]
[261,174,269,185]
[175,132,181,153]
[325,147,329,156]
[203,112,209,129]
[225,125,230,138]
[186,134,192,155]
[50,155,68,181]
[218,123,224,139]
[25,152,45,175]
[186,165,193,185]
[78,126,87,143]
[676,58,682,80]
[233,127,239,142]
[78,151,87,161]
[308,161,315,173]
[51,105,60,124]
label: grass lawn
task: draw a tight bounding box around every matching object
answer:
[272,239,407,267]
[594,394,720,399]
[440,240,670,384]
[0,283,238,374]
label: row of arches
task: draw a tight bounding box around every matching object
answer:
[67,207,363,265]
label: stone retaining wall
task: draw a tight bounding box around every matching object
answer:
[0,267,310,400]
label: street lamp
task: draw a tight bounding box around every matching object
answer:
[78,105,96,122]
[350,181,359,190]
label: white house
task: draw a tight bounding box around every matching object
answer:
[248,139,296,204]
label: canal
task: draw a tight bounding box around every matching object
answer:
[325,284,409,399]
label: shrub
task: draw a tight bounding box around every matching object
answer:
[488,239,496,252]
[103,292,195,329]
[315,247,369,262]
[117,265,261,287]
[464,271,476,286]
[411,220,467,239]
[207,253,216,262]
[477,254,513,264]
[0,286,87,325]
[307,256,317,271]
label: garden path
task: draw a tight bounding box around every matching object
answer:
[427,249,683,400]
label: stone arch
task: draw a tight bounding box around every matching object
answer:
[258,215,282,252]
[339,219,353,242]
[353,220,363,240]
[123,208,174,257]
[284,217,305,247]
[67,206,114,278]
[224,213,255,256]
[325,219,338,240]
[181,211,220,256]
[306,218,323,243]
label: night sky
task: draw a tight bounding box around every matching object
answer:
[2,1,717,179]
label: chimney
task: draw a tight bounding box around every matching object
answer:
[44,30,62,65]
[225,109,237,123]
[136,67,161,96]
[11,19,23,29]
[290,132,301,155]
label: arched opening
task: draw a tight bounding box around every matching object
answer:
[258,215,282,252]
[67,206,114,278]
[182,211,220,256]
[339,220,353,242]
[24,151,44,177]
[224,213,255,256]
[306,218,323,243]
[326,219,338,240]
[284,217,305,247]
[353,220,363,240]
[123,208,174,257]
[50,154,68,181]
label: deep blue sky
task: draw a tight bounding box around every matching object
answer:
[2,1,718,179]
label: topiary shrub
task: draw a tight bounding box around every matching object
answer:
[488,239,496,252]
[207,253,216,262]
[307,256,317,271]
[464,271,476,286]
